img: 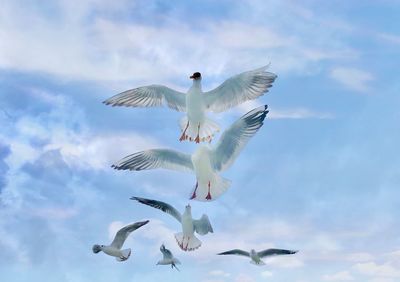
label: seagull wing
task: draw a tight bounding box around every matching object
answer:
[103,85,186,112]
[211,105,268,172]
[112,149,194,173]
[130,197,182,223]
[217,249,250,257]
[110,220,149,249]
[160,245,174,260]
[258,248,298,258]
[193,214,213,235]
[203,65,277,113]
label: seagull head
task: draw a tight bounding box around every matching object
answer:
[190,72,201,80]
[185,204,192,213]
[250,249,257,256]
[92,244,103,254]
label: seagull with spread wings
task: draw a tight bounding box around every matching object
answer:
[157,244,181,271]
[104,65,276,143]
[131,197,213,251]
[218,248,298,265]
[92,220,149,261]
[113,105,268,201]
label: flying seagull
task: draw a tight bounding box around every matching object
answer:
[113,105,268,201]
[131,196,213,251]
[92,220,149,261]
[103,65,276,143]
[217,248,298,265]
[157,244,181,271]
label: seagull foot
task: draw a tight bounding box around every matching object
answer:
[206,192,212,200]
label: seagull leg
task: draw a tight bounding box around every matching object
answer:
[179,121,190,141]
[190,181,198,199]
[206,181,212,200]
[194,123,200,143]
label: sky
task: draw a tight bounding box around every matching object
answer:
[1,0,400,281]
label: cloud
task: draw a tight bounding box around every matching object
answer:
[209,270,231,277]
[323,271,354,281]
[260,270,273,278]
[353,262,400,278]
[330,67,374,92]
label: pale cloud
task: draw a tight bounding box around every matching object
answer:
[330,67,374,92]
[209,270,231,277]
[261,270,273,278]
[353,262,400,278]
[323,271,354,281]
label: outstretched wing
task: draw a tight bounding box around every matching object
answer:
[112,149,194,173]
[211,105,268,172]
[203,65,276,113]
[130,197,182,223]
[193,214,213,235]
[160,245,174,260]
[110,220,149,249]
[258,248,298,258]
[217,249,250,257]
[103,85,186,112]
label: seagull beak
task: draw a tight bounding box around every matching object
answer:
[190,75,194,79]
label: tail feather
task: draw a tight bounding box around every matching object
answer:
[190,176,231,202]
[116,248,131,262]
[179,116,220,143]
[174,232,201,251]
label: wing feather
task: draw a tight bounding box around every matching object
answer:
[193,214,213,235]
[204,66,277,113]
[258,248,298,258]
[112,149,194,173]
[103,85,186,112]
[130,197,182,223]
[211,105,268,172]
[217,249,250,257]
[110,220,149,249]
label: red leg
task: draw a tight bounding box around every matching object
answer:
[206,181,212,200]
[179,121,190,141]
[185,238,189,250]
[190,181,198,199]
[194,123,200,143]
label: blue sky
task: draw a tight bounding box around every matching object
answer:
[1,0,400,281]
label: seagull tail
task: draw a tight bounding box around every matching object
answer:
[175,232,201,251]
[191,176,231,202]
[116,248,131,262]
[179,116,220,143]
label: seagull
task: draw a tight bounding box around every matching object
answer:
[217,248,298,265]
[103,65,276,143]
[92,220,149,261]
[113,105,268,201]
[157,244,181,271]
[131,196,213,251]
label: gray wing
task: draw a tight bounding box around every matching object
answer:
[193,214,213,235]
[203,65,277,113]
[110,220,149,249]
[103,85,186,112]
[130,197,182,223]
[258,248,298,258]
[211,105,268,172]
[217,249,250,257]
[112,149,194,173]
[160,245,174,260]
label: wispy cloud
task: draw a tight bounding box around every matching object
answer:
[323,271,354,281]
[330,67,374,93]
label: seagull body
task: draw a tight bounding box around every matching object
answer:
[157,244,181,271]
[131,197,213,251]
[104,66,276,143]
[113,105,269,201]
[92,220,149,261]
[218,248,298,265]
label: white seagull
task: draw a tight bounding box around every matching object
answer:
[218,248,298,265]
[113,105,268,201]
[131,196,213,251]
[103,65,276,143]
[92,220,149,261]
[157,244,181,271]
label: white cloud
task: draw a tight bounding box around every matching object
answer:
[261,270,273,278]
[330,67,374,92]
[353,262,400,278]
[209,270,231,277]
[323,271,354,281]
